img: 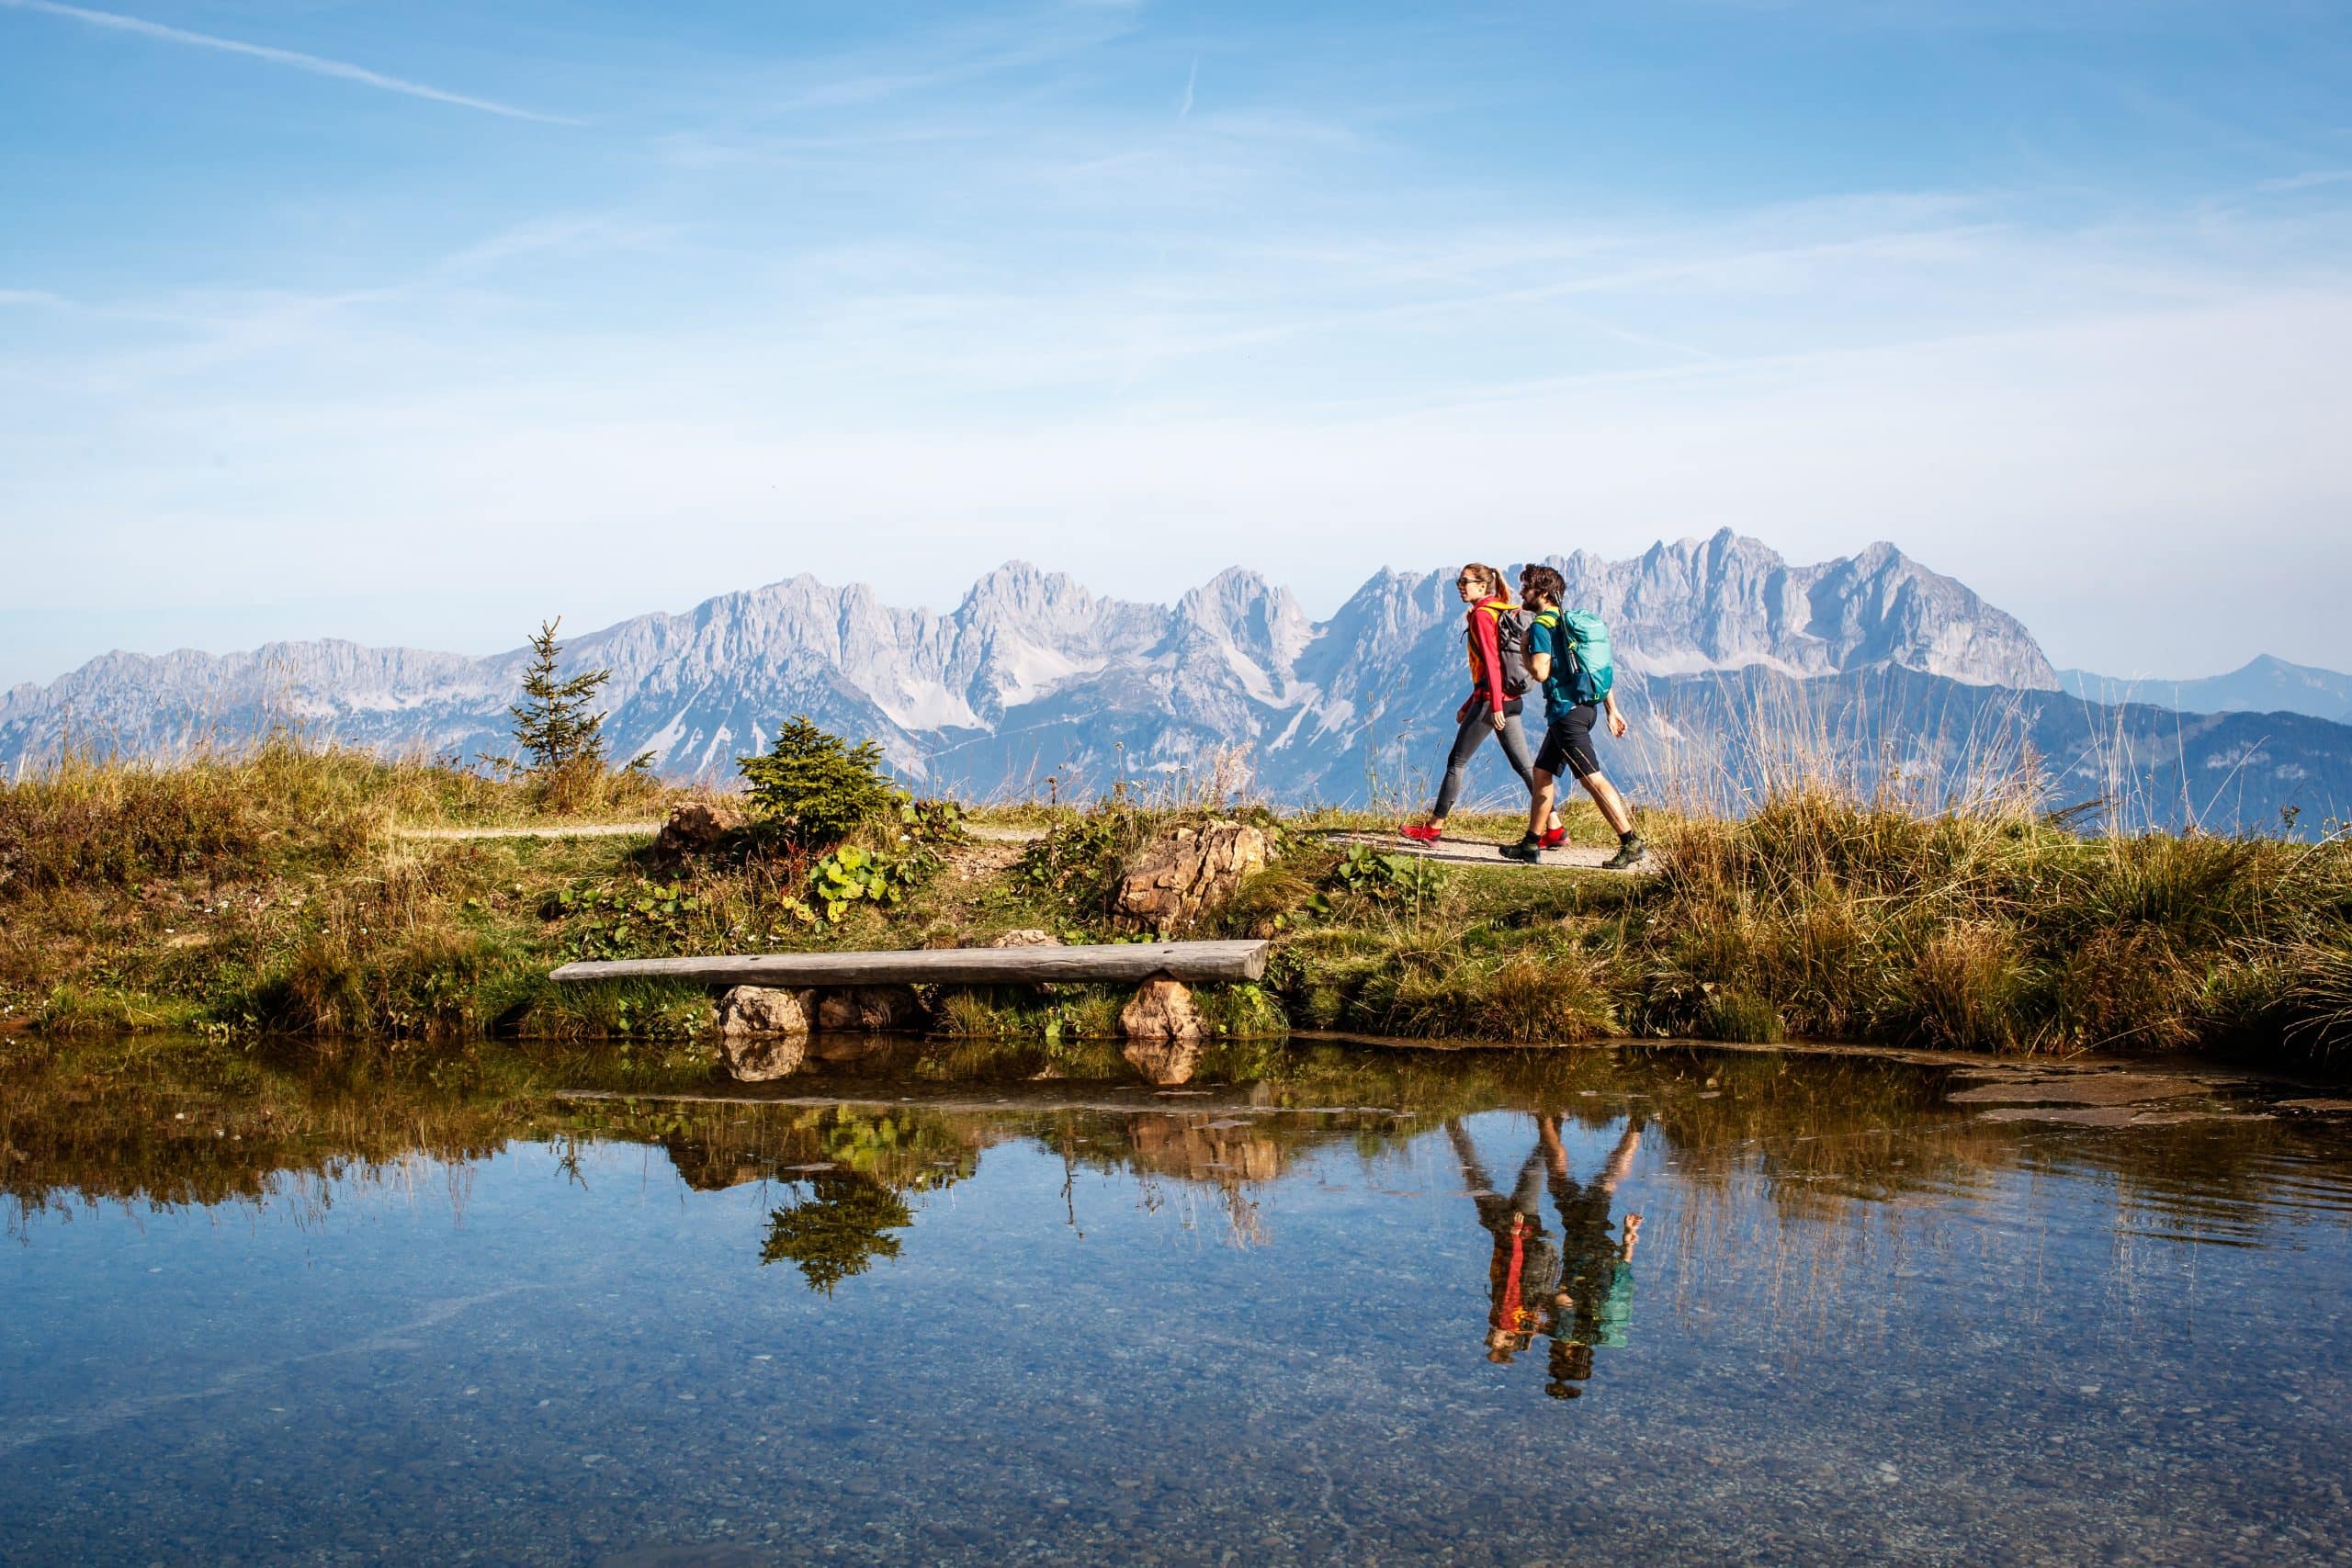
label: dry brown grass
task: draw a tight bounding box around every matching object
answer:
[1630,781,2352,1058]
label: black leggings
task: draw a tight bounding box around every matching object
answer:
[1431,698,1538,818]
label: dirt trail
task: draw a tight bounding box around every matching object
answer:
[393,823,661,840]
[1328,831,1655,874]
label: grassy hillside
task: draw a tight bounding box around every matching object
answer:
[2,739,2346,1066]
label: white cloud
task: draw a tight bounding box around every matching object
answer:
[0,0,577,122]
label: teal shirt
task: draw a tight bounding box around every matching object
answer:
[1594,1260,1634,1348]
[1526,613,1577,720]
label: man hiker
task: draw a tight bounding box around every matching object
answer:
[1537,1111,1644,1400]
[1502,565,1645,869]
[1399,563,1560,845]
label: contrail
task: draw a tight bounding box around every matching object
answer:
[1180,56,1196,118]
[0,0,580,124]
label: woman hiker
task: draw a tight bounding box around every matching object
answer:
[1445,1120,1563,1366]
[1400,563,1563,845]
[1504,564,1645,869]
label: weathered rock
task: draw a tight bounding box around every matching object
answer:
[653,798,747,863]
[718,1031,808,1082]
[714,985,812,1081]
[1120,978,1204,1043]
[1122,1037,1203,1088]
[988,929,1061,947]
[1113,820,1271,934]
[816,985,921,1032]
[716,984,813,1036]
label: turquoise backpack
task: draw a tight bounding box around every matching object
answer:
[1554,609,1615,705]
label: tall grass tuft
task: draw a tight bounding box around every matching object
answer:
[1631,770,2352,1057]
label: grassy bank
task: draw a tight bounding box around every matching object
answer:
[2,741,2346,1066]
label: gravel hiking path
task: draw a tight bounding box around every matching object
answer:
[393,823,662,840]
[1328,830,1656,874]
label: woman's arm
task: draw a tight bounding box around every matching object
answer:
[1602,691,1626,739]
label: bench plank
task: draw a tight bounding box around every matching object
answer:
[548,939,1269,988]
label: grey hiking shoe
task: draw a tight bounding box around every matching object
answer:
[1498,836,1544,863]
[1602,834,1646,871]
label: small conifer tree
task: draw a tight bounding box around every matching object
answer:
[738,715,896,847]
[509,618,613,777]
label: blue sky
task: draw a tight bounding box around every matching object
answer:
[3,0,2349,687]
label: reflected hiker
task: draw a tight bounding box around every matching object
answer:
[1539,1112,1644,1400]
[1502,565,1645,868]
[1400,565,1560,846]
[1446,1120,1562,1364]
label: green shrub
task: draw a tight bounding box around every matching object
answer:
[738,716,898,848]
[1013,802,1157,924]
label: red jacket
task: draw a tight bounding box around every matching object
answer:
[1464,597,1512,715]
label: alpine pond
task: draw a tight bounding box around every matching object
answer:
[3,1038,2349,1565]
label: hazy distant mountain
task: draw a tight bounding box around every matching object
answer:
[1632,667,2349,837]
[2060,656,2352,724]
[0,532,2059,801]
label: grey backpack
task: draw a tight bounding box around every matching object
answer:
[1493,606,1538,698]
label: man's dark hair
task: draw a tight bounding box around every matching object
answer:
[1518,565,1566,606]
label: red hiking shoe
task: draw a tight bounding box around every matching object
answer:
[1398,823,1443,842]
[1540,827,1568,850]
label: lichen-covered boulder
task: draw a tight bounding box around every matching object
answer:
[815,985,921,1032]
[987,929,1061,948]
[1113,820,1271,935]
[1120,978,1204,1043]
[653,798,747,863]
[715,985,813,1082]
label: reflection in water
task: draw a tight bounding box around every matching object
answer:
[4,1037,2352,1563]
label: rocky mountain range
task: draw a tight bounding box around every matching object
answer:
[1,530,2044,773]
[5,529,2341,831]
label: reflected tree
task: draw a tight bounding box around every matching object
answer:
[761,1172,915,1294]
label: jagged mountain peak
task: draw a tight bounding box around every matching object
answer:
[2,537,2066,787]
[1174,569,1310,649]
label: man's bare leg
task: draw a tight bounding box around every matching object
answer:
[1526,769,1557,841]
[1580,771,1635,838]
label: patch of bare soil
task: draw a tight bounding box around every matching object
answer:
[944,839,1025,885]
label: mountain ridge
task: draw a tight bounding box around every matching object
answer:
[2060,655,2352,725]
[0,531,2073,800]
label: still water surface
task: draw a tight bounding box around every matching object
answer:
[3,1039,2350,1565]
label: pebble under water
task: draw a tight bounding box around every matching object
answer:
[3,1039,2350,1565]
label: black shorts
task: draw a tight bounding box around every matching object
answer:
[1534,705,1600,780]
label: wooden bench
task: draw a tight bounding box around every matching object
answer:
[548,939,1270,988]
